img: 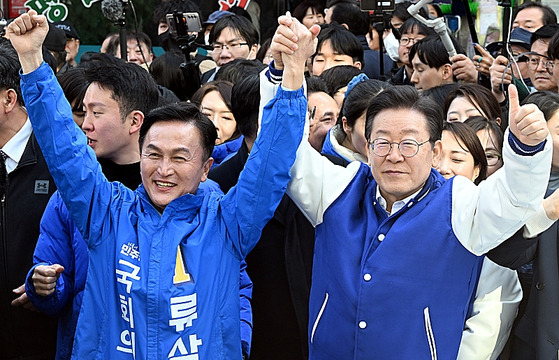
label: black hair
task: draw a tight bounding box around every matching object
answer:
[340,79,387,130]
[320,64,363,96]
[409,34,463,70]
[514,1,557,27]
[398,17,435,40]
[548,32,559,60]
[209,14,259,47]
[392,2,430,37]
[50,49,67,71]
[214,58,266,84]
[292,1,324,22]
[392,1,429,23]
[42,46,58,74]
[421,83,460,108]
[150,51,189,101]
[152,0,200,24]
[442,121,488,185]
[522,91,559,121]
[256,38,272,63]
[329,1,369,36]
[57,67,88,113]
[83,53,159,122]
[306,76,330,95]
[231,74,260,139]
[228,6,253,22]
[127,31,153,55]
[104,34,121,57]
[0,44,23,106]
[464,115,504,158]
[530,23,559,45]
[190,81,240,141]
[314,23,364,66]
[139,102,216,160]
[443,83,502,122]
[429,4,444,18]
[365,85,443,144]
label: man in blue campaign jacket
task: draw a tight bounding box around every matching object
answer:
[20,55,253,360]
[8,11,315,359]
[266,17,552,358]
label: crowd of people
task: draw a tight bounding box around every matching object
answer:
[2,0,559,359]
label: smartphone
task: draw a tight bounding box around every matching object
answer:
[166,12,202,36]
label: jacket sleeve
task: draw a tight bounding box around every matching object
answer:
[25,193,75,316]
[487,228,539,269]
[218,83,306,258]
[457,258,522,360]
[20,63,126,248]
[239,260,253,358]
[259,68,361,227]
[451,130,552,255]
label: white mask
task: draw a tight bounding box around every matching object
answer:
[384,32,400,62]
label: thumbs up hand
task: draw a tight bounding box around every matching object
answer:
[508,84,549,146]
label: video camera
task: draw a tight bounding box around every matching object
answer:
[165,12,202,37]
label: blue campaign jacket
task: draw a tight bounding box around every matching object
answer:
[25,182,255,359]
[211,136,244,169]
[21,63,305,359]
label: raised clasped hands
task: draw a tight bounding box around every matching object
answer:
[270,12,320,71]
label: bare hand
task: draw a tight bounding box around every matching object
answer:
[281,16,320,71]
[472,44,494,77]
[6,10,48,73]
[11,284,37,311]
[543,188,559,221]
[271,13,320,70]
[450,54,478,83]
[508,84,549,146]
[489,55,512,102]
[32,264,64,297]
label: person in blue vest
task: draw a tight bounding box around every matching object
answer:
[266,14,552,359]
[7,10,316,359]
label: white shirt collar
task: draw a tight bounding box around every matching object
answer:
[1,119,32,174]
[375,185,422,216]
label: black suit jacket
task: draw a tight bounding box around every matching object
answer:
[488,190,559,360]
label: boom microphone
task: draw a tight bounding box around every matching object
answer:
[101,0,125,22]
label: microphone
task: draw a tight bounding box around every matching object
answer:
[101,0,125,22]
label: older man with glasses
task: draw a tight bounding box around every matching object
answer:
[526,24,559,93]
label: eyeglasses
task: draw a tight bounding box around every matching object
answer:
[368,138,430,158]
[528,55,554,74]
[485,152,502,166]
[211,42,249,53]
[513,54,529,63]
[399,37,423,46]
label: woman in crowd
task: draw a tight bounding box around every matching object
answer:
[57,67,88,127]
[465,116,505,176]
[435,121,521,360]
[191,80,242,166]
[319,65,363,108]
[444,83,502,124]
[292,1,324,29]
[322,76,387,162]
[436,121,487,184]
